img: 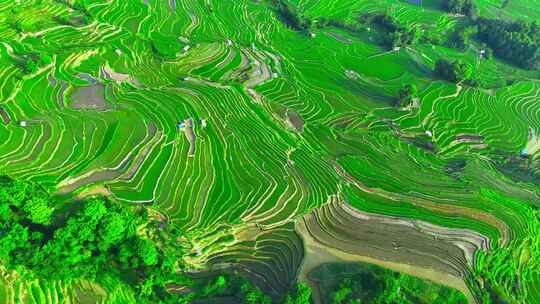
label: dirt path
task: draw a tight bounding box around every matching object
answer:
[286,109,304,132]
[0,106,10,124]
[76,185,112,199]
[183,118,196,157]
[169,0,176,11]
[327,32,352,44]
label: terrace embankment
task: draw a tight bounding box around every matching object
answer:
[296,196,487,304]
[190,222,304,300]
[57,122,158,194]
[334,162,511,246]
[327,32,353,44]
[76,185,112,199]
[12,122,52,166]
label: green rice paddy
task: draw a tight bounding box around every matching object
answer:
[0,0,540,303]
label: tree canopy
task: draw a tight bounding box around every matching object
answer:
[317,263,467,304]
[0,176,310,303]
[0,176,191,302]
[371,13,421,48]
[397,84,418,107]
[442,0,477,17]
[476,17,540,69]
[271,0,312,33]
[434,59,472,83]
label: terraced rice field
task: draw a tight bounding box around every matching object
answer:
[1,0,540,303]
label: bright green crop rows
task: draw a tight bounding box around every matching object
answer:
[1,0,540,303]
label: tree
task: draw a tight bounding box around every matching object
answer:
[97,211,127,251]
[150,32,183,59]
[272,0,312,33]
[449,25,477,49]
[23,58,39,74]
[0,177,53,225]
[284,283,312,304]
[331,287,352,304]
[137,239,158,266]
[0,203,10,222]
[23,196,54,225]
[397,84,418,107]
[240,282,271,304]
[476,17,540,69]
[372,13,422,49]
[442,0,477,17]
[202,275,228,297]
[0,176,199,302]
[434,59,472,83]
[453,60,472,81]
[390,26,419,48]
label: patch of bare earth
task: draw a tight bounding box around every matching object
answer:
[286,109,304,133]
[183,118,196,157]
[75,185,112,199]
[328,32,353,44]
[0,106,10,124]
[296,197,481,304]
[70,84,109,111]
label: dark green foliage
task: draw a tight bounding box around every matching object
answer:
[241,281,272,304]
[0,176,306,303]
[329,279,356,304]
[397,84,418,107]
[476,18,540,69]
[0,177,54,225]
[312,263,468,304]
[185,274,273,303]
[67,0,91,17]
[271,0,312,33]
[283,283,312,304]
[442,2,540,70]
[24,196,54,225]
[442,0,477,17]
[1,197,137,281]
[494,153,540,186]
[0,176,191,302]
[8,19,24,33]
[13,53,52,74]
[137,238,159,266]
[448,25,477,49]
[478,43,494,60]
[201,275,228,297]
[434,59,472,83]
[150,32,183,59]
[371,14,420,48]
[53,14,88,27]
[483,47,494,60]
[23,58,39,74]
